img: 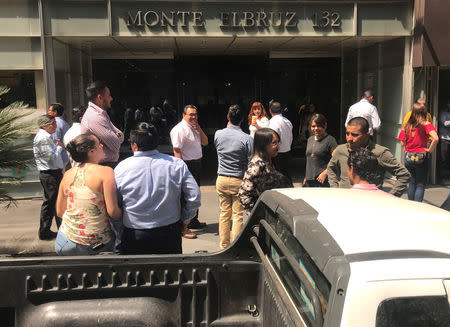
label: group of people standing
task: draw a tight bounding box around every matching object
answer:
[32,80,442,255]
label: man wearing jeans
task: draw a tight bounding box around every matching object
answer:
[214,105,253,249]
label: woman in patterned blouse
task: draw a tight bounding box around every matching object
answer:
[55,134,122,255]
[238,128,292,215]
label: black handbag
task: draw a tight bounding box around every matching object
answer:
[405,152,427,165]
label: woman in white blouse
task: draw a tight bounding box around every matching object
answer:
[248,102,270,138]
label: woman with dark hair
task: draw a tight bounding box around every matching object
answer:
[248,102,270,138]
[398,103,439,202]
[238,128,292,214]
[303,114,337,187]
[55,134,122,255]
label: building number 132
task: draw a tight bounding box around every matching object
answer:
[312,11,341,28]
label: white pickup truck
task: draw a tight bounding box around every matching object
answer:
[260,188,450,326]
[0,188,449,326]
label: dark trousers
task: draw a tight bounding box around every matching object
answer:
[303,179,330,188]
[121,222,182,255]
[39,169,62,236]
[184,159,202,222]
[273,151,292,183]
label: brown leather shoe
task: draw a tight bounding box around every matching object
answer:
[182,228,197,239]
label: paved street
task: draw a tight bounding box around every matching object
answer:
[1,183,449,257]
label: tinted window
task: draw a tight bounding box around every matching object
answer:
[376,296,450,327]
[266,212,330,326]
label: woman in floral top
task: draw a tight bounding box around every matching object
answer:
[238,128,293,214]
[55,134,122,255]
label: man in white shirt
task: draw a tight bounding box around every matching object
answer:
[63,105,87,167]
[33,115,65,240]
[269,101,293,182]
[170,105,208,238]
[345,90,381,135]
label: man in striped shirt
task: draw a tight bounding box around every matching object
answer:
[81,81,124,168]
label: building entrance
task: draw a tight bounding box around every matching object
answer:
[175,56,341,140]
[94,56,340,136]
[174,56,265,134]
[93,56,341,182]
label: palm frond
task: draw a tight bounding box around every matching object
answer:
[0,86,35,206]
[0,85,10,97]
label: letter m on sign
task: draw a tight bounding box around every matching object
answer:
[126,11,143,27]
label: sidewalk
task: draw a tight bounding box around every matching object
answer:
[0,187,221,256]
[1,184,449,256]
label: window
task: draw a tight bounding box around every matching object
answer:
[266,212,331,326]
[376,296,450,327]
[0,71,36,108]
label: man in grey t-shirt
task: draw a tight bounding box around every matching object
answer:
[214,105,253,249]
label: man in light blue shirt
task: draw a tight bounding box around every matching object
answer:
[114,122,201,254]
[33,114,65,240]
[48,103,70,166]
[214,104,253,249]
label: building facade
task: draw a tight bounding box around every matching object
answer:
[1,0,448,194]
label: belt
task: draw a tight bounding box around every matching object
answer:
[218,174,241,178]
[124,221,179,232]
[184,159,202,163]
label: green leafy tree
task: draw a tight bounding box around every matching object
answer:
[0,86,35,207]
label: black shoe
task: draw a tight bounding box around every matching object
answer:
[39,231,57,241]
[187,220,207,229]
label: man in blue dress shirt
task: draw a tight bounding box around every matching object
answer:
[114,122,201,254]
[214,105,253,249]
[48,103,70,166]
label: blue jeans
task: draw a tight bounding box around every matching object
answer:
[55,229,114,256]
[404,154,428,202]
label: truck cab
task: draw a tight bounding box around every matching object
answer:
[257,188,450,326]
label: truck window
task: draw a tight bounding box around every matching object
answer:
[376,296,450,327]
[265,212,331,326]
